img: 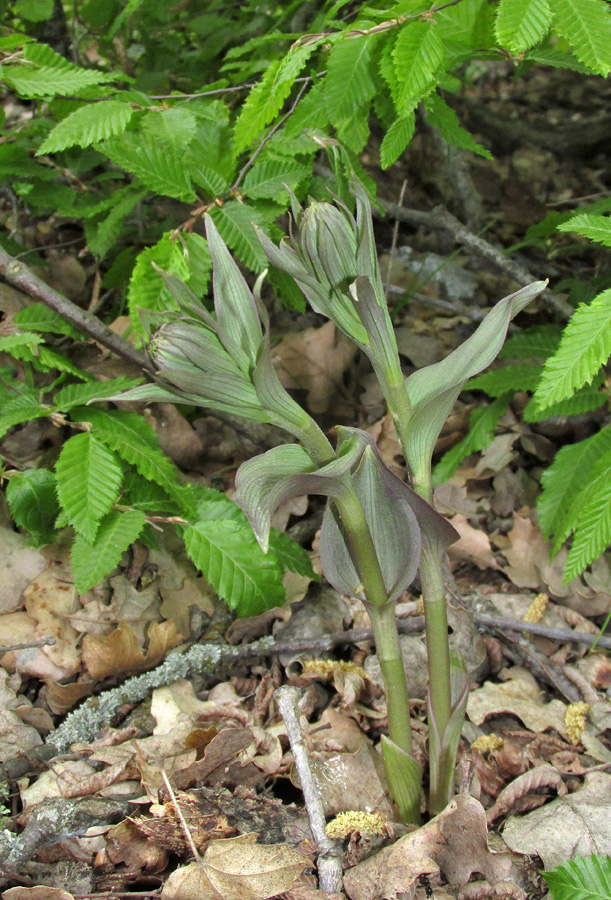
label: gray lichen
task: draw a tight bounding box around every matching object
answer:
[49,641,227,753]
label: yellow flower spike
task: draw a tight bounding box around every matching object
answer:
[565,702,590,745]
[325,810,387,840]
[523,593,549,623]
[471,733,504,755]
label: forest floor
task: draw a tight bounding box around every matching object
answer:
[0,63,610,899]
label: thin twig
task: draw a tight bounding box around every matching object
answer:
[475,613,611,651]
[275,685,343,894]
[161,766,201,861]
[149,72,323,101]
[0,638,55,653]
[231,81,309,192]
[0,246,153,373]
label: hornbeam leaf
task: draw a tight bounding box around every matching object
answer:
[183,520,285,617]
[56,432,122,543]
[71,509,146,594]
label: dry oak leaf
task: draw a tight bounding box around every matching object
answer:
[467,671,611,762]
[273,320,355,414]
[161,832,307,900]
[0,526,46,614]
[343,795,513,900]
[82,620,181,680]
[448,514,500,571]
[24,568,81,677]
[502,771,611,869]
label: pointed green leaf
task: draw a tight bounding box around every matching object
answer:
[380,737,422,825]
[558,213,611,247]
[14,303,83,339]
[70,409,189,512]
[538,427,611,551]
[466,363,543,397]
[548,0,611,75]
[53,377,144,412]
[349,275,403,385]
[564,448,611,581]
[424,93,493,160]
[380,113,416,169]
[433,395,512,485]
[404,281,547,487]
[205,214,262,372]
[209,202,268,271]
[100,133,196,201]
[267,529,317,579]
[544,854,611,900]
[6,468,59,544]
[532,289,611,410]
[321,443,421,601]
[37,101,133,155]
[392,21,443,112]
[325,35,377,121]
[56,433,123,543]
[183,520,285,617]
[71,509,146,594]
[0,394,50,440]
[495,0,552,52]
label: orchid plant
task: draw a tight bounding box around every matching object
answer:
[114,179,546,822]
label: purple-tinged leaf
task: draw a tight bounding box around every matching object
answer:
[404,281,548,486]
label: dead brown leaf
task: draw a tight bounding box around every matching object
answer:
[273,320,355,414]
[161,832,307,900]
[502,771,611,868]
[448,514,500,571]
[343,795,514,900]
[24,568,80,678]
[2,890,75,900]
[82,621,144,679]
[0,526,46,613]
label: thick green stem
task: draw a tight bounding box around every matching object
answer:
[334,486,413,758]
[419,538,453,815]
[299,417,337,467]
[388,383,457,814]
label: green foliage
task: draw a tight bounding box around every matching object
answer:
[56,433,123,543]
[71,509,147,594]
[544,854,611,900]
[6,469,59,545]
[433,395,511,485]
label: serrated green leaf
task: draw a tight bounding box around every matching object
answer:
[392,21,443,113]
[56,432,123,543]
[14,303,83,338]
[325,36,377,121]
[100,133,196,201]
[36,346,93,380]
[565,449,611,580]
[71,408,189,512]
[53,377,144,412]
[243,158,309,200]
[548,0,611,75]
[38,101,133,155]
[121,471,181,515]
[499,324,563,359]
[466,363,543,397]
[558,213,611,247]
[127,232,211,327]
[184,520,285,617]
[544,854,611,900]
[495,0,552,52]
[14,0,54,22]
[538,427,611,551]
[71,509,146,594]
[85,187,147,258]
[6,468,59,544]
[433,395,511,485]
[0,333,44,353]
[209,202,267,271]
[532,289,611,409]
[424,93,493,160]
[523,384,606,421]
[140,107,197,153]
[4,42,115,98]
[268,529,317,579]
[0,394,51,440]
[234,43,318,153]
[380,113,416,169]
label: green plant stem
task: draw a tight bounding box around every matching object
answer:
[392,392,455,814]
[299,418,336,466]
[335,485,413,758]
